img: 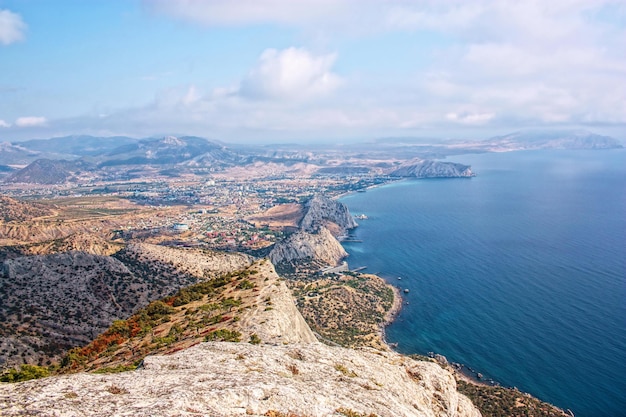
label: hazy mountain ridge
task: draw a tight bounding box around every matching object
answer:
[1,130,620,185]
[17,135,140,157]
[4,158,94,185]
[99,136,238,167]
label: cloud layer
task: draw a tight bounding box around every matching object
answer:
[15,116,47,128]
[3,1,625,141]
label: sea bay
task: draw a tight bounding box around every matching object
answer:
[340,149,626,417]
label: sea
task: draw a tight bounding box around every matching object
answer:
[339,149,626,417]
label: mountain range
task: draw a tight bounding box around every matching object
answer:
[1,130,620,186]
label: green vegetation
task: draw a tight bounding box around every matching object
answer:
[249,333,262,345]
[0,364,50,382]
[336,408,378,417]
[237,279,255,290]
[289,273,396,349]
[204,329,242,342]
[92,364,137,374]
[334,364,357,378]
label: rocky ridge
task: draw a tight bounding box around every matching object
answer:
[0,260,481,417]
[0,195,54,223]
[122,243,253,279]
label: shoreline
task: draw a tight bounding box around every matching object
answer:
[380,284,403,347]
[378,274,504,388]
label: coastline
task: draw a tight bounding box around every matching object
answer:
[380,284,403,347]
[378,276,571,417]
[332,178,405,200]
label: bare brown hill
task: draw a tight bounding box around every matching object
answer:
[0,196,54,223]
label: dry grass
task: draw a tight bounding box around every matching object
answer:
[246,203,304,229]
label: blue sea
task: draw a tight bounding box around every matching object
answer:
[340,150,626,417]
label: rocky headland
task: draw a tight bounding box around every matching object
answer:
[300,195,358,235]
[390,159,474,178]
[269,227,348,269]
[268,195,357,273]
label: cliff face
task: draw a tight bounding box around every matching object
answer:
[300,195,358,235]
[269,226,348,267]
[390,159,474,178]
[0,342,480,417]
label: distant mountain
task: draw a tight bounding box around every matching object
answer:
[17,135,139,157]
[100,136,238,167]
[483,130,622,150]
[0,142,41,165]
[390,159,474,178]
[4,159,93,185]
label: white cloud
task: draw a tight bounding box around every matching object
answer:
[0,9,26,45]
[15,116,47,127]
[0,119,10,128]
[240,47,340,100]
[446,112,495,125]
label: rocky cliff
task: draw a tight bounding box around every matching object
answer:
[269,227,348,268]
[390,159,474,178]
[300,195,358,235]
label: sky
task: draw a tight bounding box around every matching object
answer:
[0,0,625,143]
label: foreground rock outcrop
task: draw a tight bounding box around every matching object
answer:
[0,342,481,417]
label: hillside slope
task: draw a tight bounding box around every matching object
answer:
[0,245,252,369]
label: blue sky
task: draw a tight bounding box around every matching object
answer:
[1,0,625,143]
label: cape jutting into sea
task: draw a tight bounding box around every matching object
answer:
[340,149,626,417]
